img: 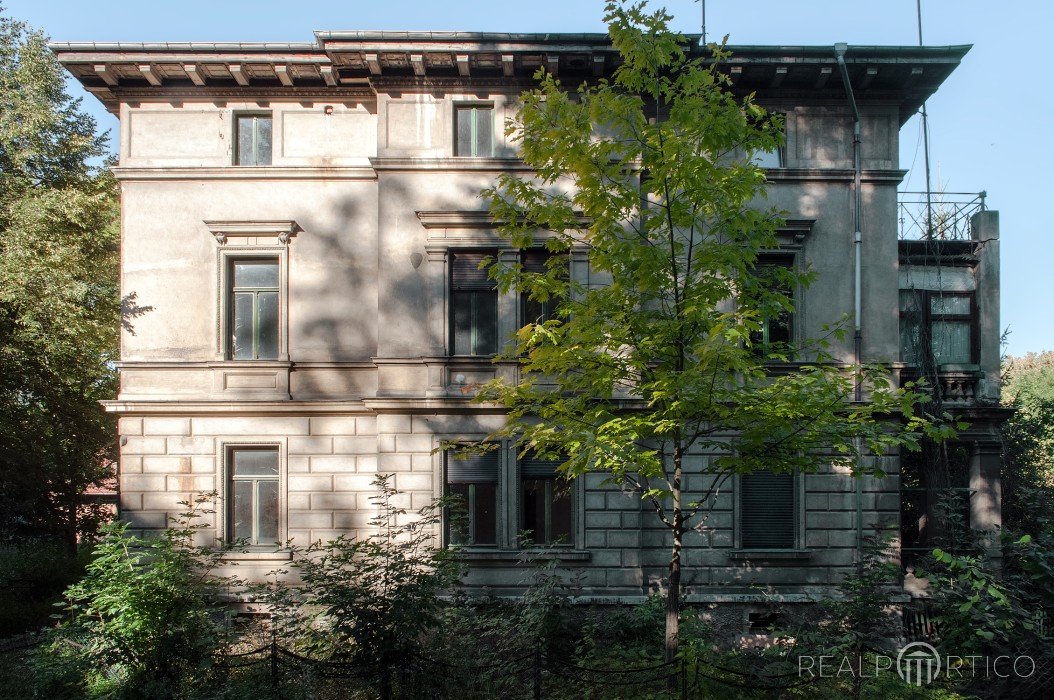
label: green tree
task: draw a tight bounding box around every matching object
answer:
[1002,351,1054,532]
[477,0,948,662]
[0,5,120,552]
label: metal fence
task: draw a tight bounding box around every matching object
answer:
[217,638,812,699]
[897,191,986,241]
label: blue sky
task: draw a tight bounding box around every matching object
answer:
[7,0,1050,356]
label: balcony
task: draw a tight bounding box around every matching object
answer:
[898,191,986,241]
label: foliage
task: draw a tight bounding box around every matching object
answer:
[288,474,463,666]
[0,4,122,551]
[476,0,949,661]
[0,537,90,635]
[31,495,238,699]
[1002,351,1054,532]
[794,535,902,652]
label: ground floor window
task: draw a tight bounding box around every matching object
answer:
[228,447,279,545]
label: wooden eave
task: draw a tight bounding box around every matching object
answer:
[51,34,969,122]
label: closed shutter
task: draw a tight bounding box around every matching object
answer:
[452,252,495,290]
[521,455,562,478]
[741,470,795,549]
[446,450,499,483]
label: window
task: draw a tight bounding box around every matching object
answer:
[520,455,573,546]
[520,250,567,326]
[899,290,975,366]
[740,470,796,549]
[445,449,499,545]
[750,111,785,168]
[455,105,493,157]
[228,448,279,545]
[451,251,498,355]
[235,114,272,166]
[749,256,794,354]
[751,145,784,169]
[229,259,279,360]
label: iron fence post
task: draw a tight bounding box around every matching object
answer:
[680,657,687,700]
[533,649,542,700]
[270,630,279,695]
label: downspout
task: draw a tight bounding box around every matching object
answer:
[835,43,865,570]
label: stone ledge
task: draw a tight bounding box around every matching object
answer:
[221,550,294,562]
[727,549,812,563]
[454,548,591,562]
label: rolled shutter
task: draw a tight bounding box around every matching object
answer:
[741,470,795,549]
[452,252,495,291]
[446,450,499,483]
[521,455,562,478]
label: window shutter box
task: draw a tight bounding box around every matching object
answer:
[452,252,494,290]
[741,470,795,549]
[447,451,499,483]
[521,456,562,478]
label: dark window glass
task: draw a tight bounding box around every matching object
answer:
[520,250,567,326]
[899,290,975,367]
[450,252,497,355]
[455,106,493,157]
[520,456,573,546]
[229,260,279,360]
[749,257,794,355]
[741,470,795,549]
[446,450,499,546]
[229,448,279,545]
[235,114,273,166]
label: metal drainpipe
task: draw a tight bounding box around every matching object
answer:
[835,43,865,570]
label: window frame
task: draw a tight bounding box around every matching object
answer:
[439,440,582,551]
[734,469,804,551]
[215,247,290,363]
[453,103,495,158]
[444,445,501,547]
[899,289,977,367]
[228,258,280,360]
[518,453,575,547]
[221,443,285,548]
[749,253,797,357]
[449,249,499,357]
[519,250,569,329]
[233,112,273,166]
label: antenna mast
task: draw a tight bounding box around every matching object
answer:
[917,0,935,238]
[700,0,707,46]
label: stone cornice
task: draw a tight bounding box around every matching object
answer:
[369,157,535,172]
[204,220,301,245]
[415,210,592,229]
[101,400,373,415]
[112,166,377,181]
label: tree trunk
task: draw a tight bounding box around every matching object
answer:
[665,531,682,664]
[64,496,79,557]
[666,445,684,668]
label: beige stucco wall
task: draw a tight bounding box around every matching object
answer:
[112,93,920,600]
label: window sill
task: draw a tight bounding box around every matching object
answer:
[453,548,591,563]
[221,550,293,562]
[728,549,811,563]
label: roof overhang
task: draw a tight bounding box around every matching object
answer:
[51,31,970,123]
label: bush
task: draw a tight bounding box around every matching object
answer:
[286,474,463,666]
[31,495,238,699]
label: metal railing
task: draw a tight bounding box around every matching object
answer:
[897,191,987,241]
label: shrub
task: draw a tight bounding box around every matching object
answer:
[31,494,238,699]
[289,474,463,667]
